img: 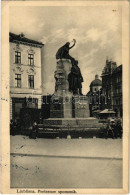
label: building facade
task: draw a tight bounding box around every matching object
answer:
[10,32,44,120]
[87,60,122,118]
[101,59,122,117]
[111,65,122,117]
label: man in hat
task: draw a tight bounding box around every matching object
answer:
[68,60,83,95]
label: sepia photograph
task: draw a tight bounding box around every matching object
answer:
[1,1,129,194]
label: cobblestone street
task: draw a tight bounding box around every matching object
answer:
[10,135,122,188]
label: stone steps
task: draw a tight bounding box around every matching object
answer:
[38,117,103,130]
[38,127,101,131]
[42,118,100,125]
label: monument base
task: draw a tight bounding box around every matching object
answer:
[39,58,102,135]
[50,92,73,118]
[72,96,90,118]
[50,95,90,118]
[39,117,102,130]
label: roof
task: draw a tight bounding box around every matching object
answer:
[93,110,101,113]
[100,109,116,114]
[102,63,122,77]
[90,79,102,87]
[112,65,122,74]
[9,32,44,48]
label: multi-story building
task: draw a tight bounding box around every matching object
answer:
[101,59,122,117]
[10,32,44,120]
[111,65,122,117]
[101,59,117,107]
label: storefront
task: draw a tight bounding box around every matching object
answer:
[11,97,38,120]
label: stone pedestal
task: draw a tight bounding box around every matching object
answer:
[54,59,72,95]
[50,59,90,119]
[50,59,73,118]
[72,96,90,118]
[40,59,103,133]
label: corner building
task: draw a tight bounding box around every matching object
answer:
[10,32,44,120]
[101,59,122,117]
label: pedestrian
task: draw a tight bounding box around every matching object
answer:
[29,122,38,139]
[116,120,122,138]
[10,119,17,136]
[107,120,114,139]
[34,122,39,138]
[110,120,118,138]
[10,120,13,135]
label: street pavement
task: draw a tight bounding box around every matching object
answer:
[10,135,122,188]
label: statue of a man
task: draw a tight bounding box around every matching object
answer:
[56,39,76,66]
[68,67,78,94]
[68,60,83,95]
[75,61,83,95]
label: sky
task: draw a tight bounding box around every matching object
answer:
[10,6,122,95]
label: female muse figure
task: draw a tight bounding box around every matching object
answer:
[56,39,76,66]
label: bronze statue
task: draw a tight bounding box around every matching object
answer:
[68,60,83,95]
[56,39,76,65]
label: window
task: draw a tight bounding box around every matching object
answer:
[28,75,34,89]
[15,74,21,88]
[15,51,21,64]
[28,54,34,66]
